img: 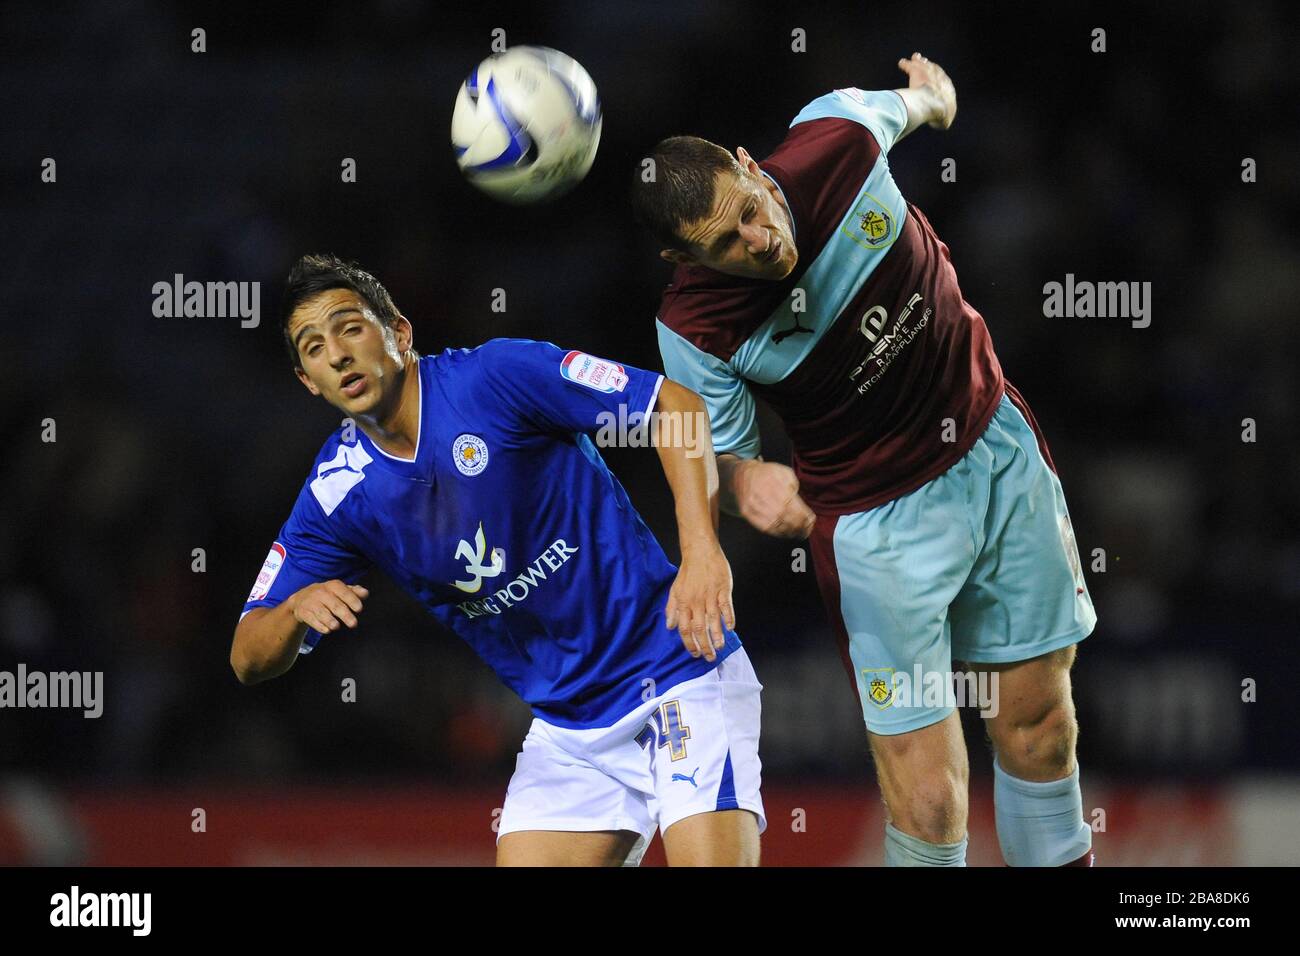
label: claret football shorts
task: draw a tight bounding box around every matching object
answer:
[809,387,1097,736]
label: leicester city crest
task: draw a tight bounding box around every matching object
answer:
[453,433,489,476]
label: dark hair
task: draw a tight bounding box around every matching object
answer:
[280,253,406,368]
[630,136,741,251]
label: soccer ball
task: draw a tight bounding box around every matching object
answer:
[451,46,602,204]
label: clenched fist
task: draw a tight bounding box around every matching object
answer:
[730,458,816,538]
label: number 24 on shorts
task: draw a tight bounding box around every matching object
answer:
[634,700,691,760]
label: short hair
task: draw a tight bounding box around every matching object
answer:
[280,253,405,368]
[630,136,742,251]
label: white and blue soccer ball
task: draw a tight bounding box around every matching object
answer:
[451,46,602,204]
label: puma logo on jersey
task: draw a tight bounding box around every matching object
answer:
[453,522,506,593]
[771,314,814,344]
[310,441,374,516]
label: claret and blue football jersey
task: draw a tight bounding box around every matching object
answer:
[656,88,1006,515]
[241,339,741,729]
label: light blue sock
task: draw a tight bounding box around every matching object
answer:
[884,821,968,867]
[993,757,1093,866]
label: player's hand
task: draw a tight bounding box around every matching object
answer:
[897,52,956,129]
[731,459,816,539]
[289,580,370,634]
[666,544,735,662]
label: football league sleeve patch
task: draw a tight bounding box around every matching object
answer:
[240,486,372,654]
[482,337,664,436]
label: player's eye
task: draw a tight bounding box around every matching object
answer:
[344,324,361,335]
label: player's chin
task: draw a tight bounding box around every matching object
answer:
[755,249,797,281]
[331,387,379,415]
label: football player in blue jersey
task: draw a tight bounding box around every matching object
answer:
[230,254,765,866]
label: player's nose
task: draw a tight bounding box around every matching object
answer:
[740,221,769,255]
[326,340,352,367]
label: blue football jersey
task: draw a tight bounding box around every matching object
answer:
[241,338,741,728]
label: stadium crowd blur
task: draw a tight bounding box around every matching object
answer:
[2,0,1297,798]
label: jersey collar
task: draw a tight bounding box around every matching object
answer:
[761,168,797,245]
[355,359,433,482]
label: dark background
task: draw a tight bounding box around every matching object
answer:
[1,0,1297,860]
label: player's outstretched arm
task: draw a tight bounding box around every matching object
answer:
[893,51,957,141]
[230,580,369,685]
[652,379,735,662]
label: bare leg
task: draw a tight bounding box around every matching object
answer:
[661,809,760,866]
[496,829,643,866]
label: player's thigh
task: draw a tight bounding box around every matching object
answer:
[950,394,1095,666]
[496,829,643,867]
[809,460,987,737]
[661,808,760,867]
[497,719,654,863]
[867,709,969,829]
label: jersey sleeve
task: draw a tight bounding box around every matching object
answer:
[239,483,372,655]
[477,338,665,436]
[791,88,909,153]
[656,319,760,460]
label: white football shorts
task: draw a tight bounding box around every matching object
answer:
[497,647,765,861]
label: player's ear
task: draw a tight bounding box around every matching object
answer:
[394,314,414,353]
[735,146,760,174]
[294,366,322,396]
[660,248,695,265]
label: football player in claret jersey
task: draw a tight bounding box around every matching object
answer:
[230,254,765,866]
[631,54,1096,866]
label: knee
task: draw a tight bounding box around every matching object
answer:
[889,766,968,844]
[995,701,1077,779]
